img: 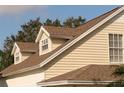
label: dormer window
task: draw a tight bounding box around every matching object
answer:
[42,39,48,51]
[15,52,20,62]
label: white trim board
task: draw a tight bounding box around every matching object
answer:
[37,80,115,87]
[35,26,50,43]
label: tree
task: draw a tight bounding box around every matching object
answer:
[63,16,86,28]
[73,16,86,27]
[107,65,124,87]
[0,50,4,70]
[16,17,42,42]
[44,19,53,26]
[2,17,42,70]
[53,19,62,27]
[63,17,74,28]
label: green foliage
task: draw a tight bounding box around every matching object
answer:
[113,65,124,76]
[44,18,62,27]
[0,50,2,62]
[63,16,86,28]
[44,19,53,26]
[107,65,124,87]
[0,50,5,70]
[107,80,124,87]
[53,19,62,27]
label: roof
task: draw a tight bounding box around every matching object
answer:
[16,42,39,53]
[44,26,76,39]
[40,65,122,83]
[76,6,120,34]
[1,6,122,77]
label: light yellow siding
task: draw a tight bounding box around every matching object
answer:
[44,11,124,79]
[6,69,44,87]
[21,53,33,62]
[52,39,67,50]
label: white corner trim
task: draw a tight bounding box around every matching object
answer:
[11,42,20,55]
[37,80,114,87]
[35,26,50,43]
[39,6,124,68]
[41,26,50,37]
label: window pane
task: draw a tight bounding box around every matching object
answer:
[119,56,123,62]
[114,34,118,41]
[42,44,48,51]
[109,34,113,41]
[119,41,122,48]
[114,41,118,48]
[114,49,118,56]
[46,39,48,43]
[119,34,122,41]
[16,52,19,56]
[115,56,118,62]
[110,49,113,56]
[109,41,113,47]
[16,56,19,61]
[110,56,114,62]
[119,49,123,56]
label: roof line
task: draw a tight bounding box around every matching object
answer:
[76,6,121,29]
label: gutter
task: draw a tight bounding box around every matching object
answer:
[37,80,115,87]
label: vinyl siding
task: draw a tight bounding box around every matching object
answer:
[6,69,44,87]
[21,52,33,62]
[44,11,124,79]
[52,39,67,50]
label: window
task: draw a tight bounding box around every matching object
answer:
[42,39,48,51]
[109,34,123,63]
[15,52,19,62]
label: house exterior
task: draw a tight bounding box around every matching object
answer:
[1,6,124,87]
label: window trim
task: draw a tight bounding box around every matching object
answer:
[41,39,49,51]
[109,34,124,64]
[15,52,20,63]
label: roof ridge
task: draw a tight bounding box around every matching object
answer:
[43,25,75,29]
[16,42,36,44]
[76,6,120,29]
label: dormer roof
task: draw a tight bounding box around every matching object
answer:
[11,42,38,55]
[16,42,38,53]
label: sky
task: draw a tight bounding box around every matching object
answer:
[0,5,118,49]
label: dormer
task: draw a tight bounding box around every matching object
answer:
[35,26,77,56]
[35,26,52,55]
[11,42,38,64]
[11,43,21,64]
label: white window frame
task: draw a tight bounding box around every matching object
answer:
[109,34,123,64]
[15,52,20,63]
[42,39,48,51]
